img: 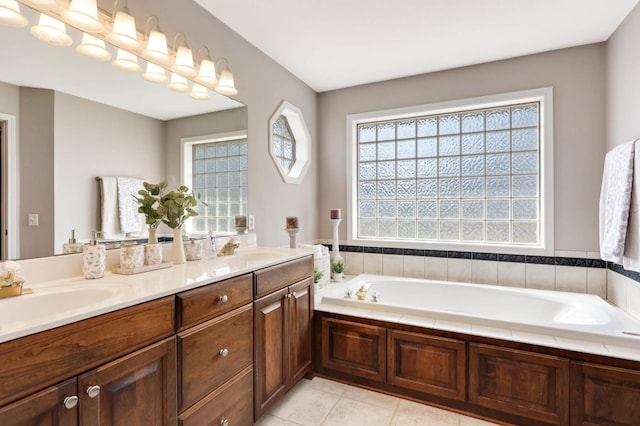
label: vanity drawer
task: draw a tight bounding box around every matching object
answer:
[178,304,253,411]
[177,273,252,331]
[178,365,253,426]
[254,255,313,298]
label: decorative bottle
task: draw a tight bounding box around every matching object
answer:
[83,231,106,279]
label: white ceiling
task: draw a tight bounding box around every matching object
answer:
[195,0,639,92]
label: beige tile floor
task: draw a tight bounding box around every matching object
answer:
[255,376,500,426]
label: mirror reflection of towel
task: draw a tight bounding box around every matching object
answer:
[117,177,145,235]
[100,177,121,239]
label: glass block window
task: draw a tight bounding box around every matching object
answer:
[191,137,248,234]
[272,115,296,174]
[356,102,541,246]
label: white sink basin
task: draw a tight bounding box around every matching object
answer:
[234,248,288,263]
[0,283,129,324]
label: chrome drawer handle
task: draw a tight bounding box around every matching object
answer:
[63,395,78,409]
[86,385,101,398]
[220,418,229,426]
[218,295,229,304]
[219,348,229,357]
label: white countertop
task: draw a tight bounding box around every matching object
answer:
[0,247,314,344]
[315,276,640,363]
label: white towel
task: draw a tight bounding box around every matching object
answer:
[116,177,145,235]
[599,140,636,263]
[100,177,121,239]
[624,140,640,272]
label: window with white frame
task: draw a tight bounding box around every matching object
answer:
[347,88,553,253]
[182,131,248,235]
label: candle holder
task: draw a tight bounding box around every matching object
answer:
[330,218,344,281]
[235,226,247,235]
[285,227,300,248]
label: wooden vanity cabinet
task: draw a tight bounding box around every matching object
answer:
[253,256,313,421]
[176,273,254,426]
[78,337,177,426]
[0,378,78,426]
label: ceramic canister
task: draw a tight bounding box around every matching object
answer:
[144,243,163,266]
[184,240,204,261]
[120,244,144,269]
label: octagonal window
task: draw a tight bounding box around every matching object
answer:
[269,100,311,184]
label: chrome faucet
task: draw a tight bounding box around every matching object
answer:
[356,282,372,300]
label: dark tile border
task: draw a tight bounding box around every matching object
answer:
[330,244,612,272]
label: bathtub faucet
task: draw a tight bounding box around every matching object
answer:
[356,282,372,300]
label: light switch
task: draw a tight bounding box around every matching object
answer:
[248,214,255,230]
[28,213,39,227]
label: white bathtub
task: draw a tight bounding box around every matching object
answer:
[320,274,640,346]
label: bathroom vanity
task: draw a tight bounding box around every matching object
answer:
[0,248,314,426]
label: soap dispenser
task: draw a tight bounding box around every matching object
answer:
[83,231,106,279]
[62,229,84,254]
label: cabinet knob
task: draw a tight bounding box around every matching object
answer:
[286,293,292,300]
[220,418,229,426]
[292,291,297,298]
[63,395,78,409]
[218,295,229,304]
[219,348,229,357]
[86,385,101,398]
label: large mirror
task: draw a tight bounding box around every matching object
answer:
[0,5,247,260]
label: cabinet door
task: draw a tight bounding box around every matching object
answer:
[571,361,640,426]
[79,337,177,426]
[388,330,465,401]
[320,317,386,383]
[469,343,569,425]
[288,277,313,386]
[254,286,288,420]
[0,378,78,426]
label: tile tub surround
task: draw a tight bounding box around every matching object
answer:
[322,243,640,319]
[256,376,498,426]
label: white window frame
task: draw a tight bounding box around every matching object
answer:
[346,87,554,255]
[181,130,248,236]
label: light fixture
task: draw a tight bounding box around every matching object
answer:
[61,0,103,33]
[168,72,189,92]
[76,32,111,60]
[214,58,238,96]
[20,0,59,10]
[30,13,72,46]
[112,48,141,72]
[190,83,210,100]
[0,0,28,27]
[194,46,218,89]
[170,32,195,77]
[141,16,170,64]
[106,0,140,51]
[143,62,168,83]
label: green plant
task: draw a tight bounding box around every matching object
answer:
[134,181,168,228]
[313,267,324,283]
[158,185,207,230]
[331,259,344,274]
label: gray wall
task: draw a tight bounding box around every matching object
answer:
[318,44,607,253]
[107,0,319,247]
[54,92,165,253]
[607,2,640,150]
[20,88,55,259]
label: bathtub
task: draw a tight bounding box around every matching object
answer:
[319,274,640,346]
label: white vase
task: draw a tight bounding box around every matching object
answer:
[148,227,158,244]
[172,228,186,264]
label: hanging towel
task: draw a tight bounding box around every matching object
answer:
[624,140,640,272]
[116,177,145,235]
[599,140,636,263]
[100,177,121,239]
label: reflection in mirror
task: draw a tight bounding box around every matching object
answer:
[0,4,247,260]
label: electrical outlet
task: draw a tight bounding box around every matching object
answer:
[248,214,255,230]
[28,213,39,227]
